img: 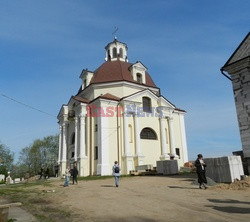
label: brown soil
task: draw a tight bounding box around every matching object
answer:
[211,177,250,190]
[39,175,250,222]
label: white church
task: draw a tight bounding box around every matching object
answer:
[57,38,188,176]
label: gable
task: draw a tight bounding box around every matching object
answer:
[123,89,159,103]
[223,32,250,67]
[159,96,175,109]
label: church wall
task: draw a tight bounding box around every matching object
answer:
[139,115,162,167]
[128,116,136,155]
[107,114,119,170]
[94,85,138,99]
[172,113,185,166]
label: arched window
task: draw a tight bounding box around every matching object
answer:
[142,97,152,113]
[113,47,117,58]
[107,49,111,60]
[140,127,157,140]
[119,48,123,58]
[136,73,142,84]
[84,79,87,88]
[71,132,75,145]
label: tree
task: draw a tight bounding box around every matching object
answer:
[18,135,59,177]
[0,143,14,177]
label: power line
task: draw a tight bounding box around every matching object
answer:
[0,92,56,118]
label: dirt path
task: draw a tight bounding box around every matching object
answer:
[45,175,250,222]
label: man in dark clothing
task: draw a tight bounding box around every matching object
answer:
[195,154,207,189]
[45,168,50,179]
[54,165,59,177]
[72,164,78,185]
[39,168,44,179]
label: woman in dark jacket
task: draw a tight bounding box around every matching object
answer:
[72,164,78,185]
[195,154,207,189]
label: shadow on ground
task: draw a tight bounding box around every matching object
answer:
[208,199,250,205]
[206,198,250,214]
[168,186,198,190]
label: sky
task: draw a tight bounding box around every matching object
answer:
[0,0,249,162]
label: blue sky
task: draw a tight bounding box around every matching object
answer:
[0,0,249,161]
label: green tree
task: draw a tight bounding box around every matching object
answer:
[18,135,59,177]
[0,142,14,177]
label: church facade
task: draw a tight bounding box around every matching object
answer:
[57,39,188,176]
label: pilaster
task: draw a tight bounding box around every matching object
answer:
[74,116,78,162]
[168,116,177,157]
[97,102,110,175]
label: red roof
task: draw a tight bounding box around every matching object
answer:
[100,93,120,101]
[89,60,157,88]
[73,96,89,104]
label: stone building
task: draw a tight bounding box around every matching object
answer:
[57,38,188,176]
[221,32,250,174]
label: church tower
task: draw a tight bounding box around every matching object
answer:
[105,38,128,62]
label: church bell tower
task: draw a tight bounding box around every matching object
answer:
[105,38,128,62]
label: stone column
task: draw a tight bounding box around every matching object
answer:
[134,113,141,155]
[179,114,188,163]
[123,112,130,155]
[97,114,110,175]
[74,117,78,162]
[123,111,134,174]
[79,114,86,158]
[79,114,88,176]
[168,117,176,157]
[160,117,170,160]
[58,125,62,164]
[134,113,144,166]
[61,122,67,176]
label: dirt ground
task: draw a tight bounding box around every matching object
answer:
[40,174,250,222]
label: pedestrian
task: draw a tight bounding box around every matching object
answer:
[112,161,120,187]
[64,166,71,187]
[39,168,44,179]
[195,154,207,189]
[45,168,50,179]
[72,163,78,185]
[54,165,59,177]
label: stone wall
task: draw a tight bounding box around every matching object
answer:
[156,160,178,175]
[231,68,250,158]
[204,156,244,183]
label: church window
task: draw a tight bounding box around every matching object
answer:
[136,73,142,84]
[95,124,98,132]
[71,152,75,158]
[142,97,152,113]
[71,133,75,145]
[84,79,87,88]
[119,48,123,58]
[94,146,98,160]
[140,127,157,140]
[108,49,111,60]
[113,47,117,58]
[129,124,133,143]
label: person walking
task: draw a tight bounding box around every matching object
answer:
[39,168,44,179]
[112,161,120,187]
[72,163,78,185]
[195,154,207,189]
[64,166,71,187]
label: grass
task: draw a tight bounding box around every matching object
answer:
[0,175,133,221]
[0,179,81,222]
